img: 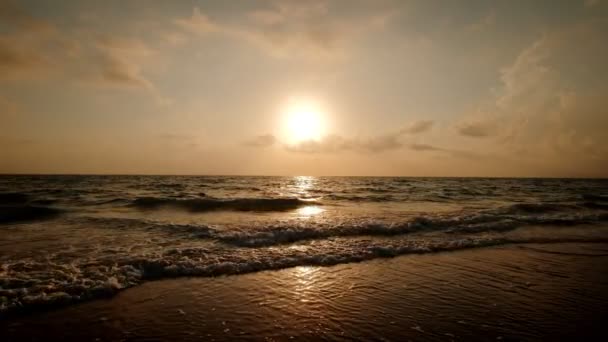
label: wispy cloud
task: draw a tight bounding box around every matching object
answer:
[90,36,154,89]
[0,1,59,80]
[175,1,396,59]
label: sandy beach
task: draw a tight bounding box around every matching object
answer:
[3,242,608,341]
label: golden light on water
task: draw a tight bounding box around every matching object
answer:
[297,205,324,217]
[292,176,325,217]
[294,175,314,193]
[293,266,318,303]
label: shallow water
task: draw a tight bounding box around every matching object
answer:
[2,243,608,341]
[1,175,608,315]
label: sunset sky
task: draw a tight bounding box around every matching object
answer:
[1,0,607,177]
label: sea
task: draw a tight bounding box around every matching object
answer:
[1,175,608,317]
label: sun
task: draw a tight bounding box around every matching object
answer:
[283,98,325,143]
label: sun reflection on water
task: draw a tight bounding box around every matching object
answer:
[291,176,325,218]
[297,205,324,217]
[293,266,318,303]
[294,175,315,195]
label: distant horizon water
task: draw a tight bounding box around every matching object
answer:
[2,173,607,180]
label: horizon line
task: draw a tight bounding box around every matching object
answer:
[0,173,606,180]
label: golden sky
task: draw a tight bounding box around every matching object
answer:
[1,0,607,177]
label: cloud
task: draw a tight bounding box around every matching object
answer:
[244,134,276,148]
[407,143,483,160]
[0,135,37,146]
[0,1,160,97]
[90,36,154,89]
[585,0,600,7]
[281,119,436,153]
[468,11,496,32]
[457,120,496,138]
[400,120,434,134]
[0,37,48,78]
[408,143,442,152]
[0,1,58,80]
[174,7,220,35]
[159,133,196,141]
[0,1,54,32]
[453,19,608,176]
[0,96,20,118]
[278,133,404,154]
[175,2,396,59]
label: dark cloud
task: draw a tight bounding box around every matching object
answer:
[408,143,443,151]
[244,134,276,148]
[0,2,55,79]
[408,143,484,160]
[400,120,434,134]
[285,133,403,154]
[0,0,53,32]
[0,135,37,145]
[275,119,435,153]
[159,133,196,141]
[457,121,495,138]
[0,39,47,73]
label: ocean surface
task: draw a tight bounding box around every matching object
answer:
[1,175,608,317]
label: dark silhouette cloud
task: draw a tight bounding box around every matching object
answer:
[244,134,276,148]
[254,120,436,154]
[400,120,434,134]
[0,135,37,145]
[284,132,404,154]
[408,143,443,151]
[457,121,495,138]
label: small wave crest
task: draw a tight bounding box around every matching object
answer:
[131,196,313,212]
[324,194,395,202]
[215,211,608,247]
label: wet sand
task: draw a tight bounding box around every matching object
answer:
[2,243,608,341]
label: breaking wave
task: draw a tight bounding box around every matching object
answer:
[216,210,608,247]
[2,234,608,318]
[131,196,314,212]
[0,192,63,224]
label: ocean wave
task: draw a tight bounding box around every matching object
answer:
[582,194,608,202]
[324,194,395,202]
[68,199,608,247]
[0,192,30,205]
[215,211,608,247]
[131,196,313,212]
[0,205,63,224]
[503,203,581,214]
[73,216,215,238]
[2,234,608,318]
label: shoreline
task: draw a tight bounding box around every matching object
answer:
[3,242,608,341]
